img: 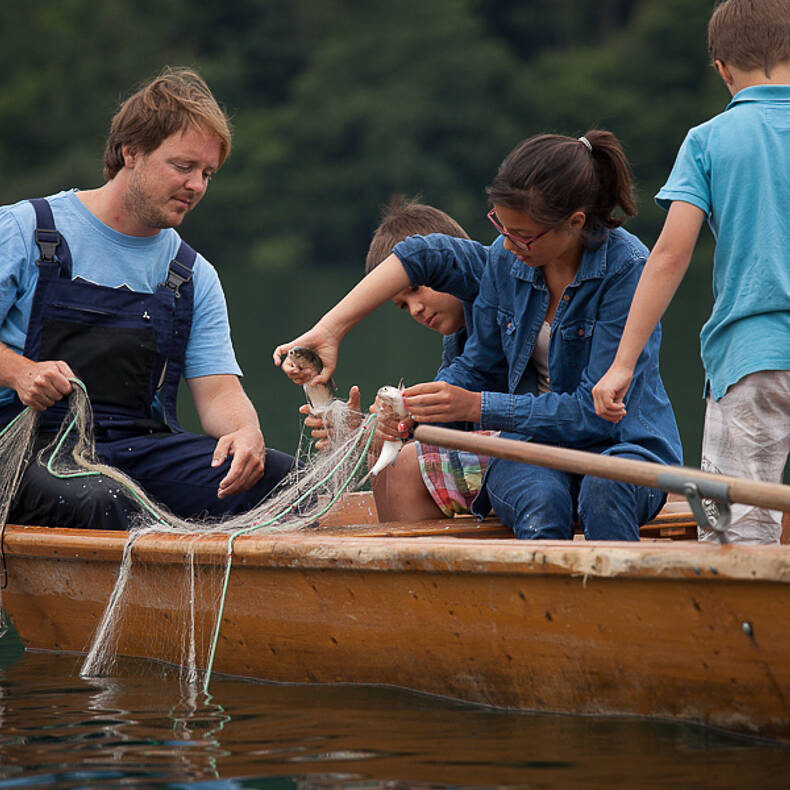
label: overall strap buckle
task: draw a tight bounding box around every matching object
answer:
[162,258,193,298]
[34,228,61,264]
[30,198,71,276]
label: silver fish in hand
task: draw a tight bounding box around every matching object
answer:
[287,346,337,414]
[368,383,408,477]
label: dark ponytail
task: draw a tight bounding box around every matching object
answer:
[486,130,637,244]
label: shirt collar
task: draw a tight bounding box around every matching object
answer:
[726,84,790,110]
[506,231,610,286]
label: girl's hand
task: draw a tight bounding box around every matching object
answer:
[369,397,413,442]
[592,364,631,422]
[272,321,340,385]
[282,354,312,385]
[402,381,482,425]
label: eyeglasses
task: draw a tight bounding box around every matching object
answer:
[487,208,550,251]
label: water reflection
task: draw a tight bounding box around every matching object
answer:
[0,645,788,788]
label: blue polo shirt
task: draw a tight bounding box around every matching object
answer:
[656,85,790,400]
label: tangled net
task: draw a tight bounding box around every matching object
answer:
[0,380,378,690]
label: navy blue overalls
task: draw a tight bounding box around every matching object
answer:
[6,198,294,529]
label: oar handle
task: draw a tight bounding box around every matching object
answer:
[413,425,790,512]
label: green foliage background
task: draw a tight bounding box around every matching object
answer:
[0,0,726,462]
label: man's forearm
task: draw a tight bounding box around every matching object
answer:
[0,343,35,393]
[188,374,262,439]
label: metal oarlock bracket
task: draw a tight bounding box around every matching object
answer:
[656,472,731,545]
[682,482,731,545]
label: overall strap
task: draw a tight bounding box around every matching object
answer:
[157,240,197,431]
[29,198,72,277]
[160,241,197,298]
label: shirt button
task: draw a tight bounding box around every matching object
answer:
[563,294,570,301]
[578,328,584,337]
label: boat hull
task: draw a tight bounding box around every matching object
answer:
[3,523,790,740]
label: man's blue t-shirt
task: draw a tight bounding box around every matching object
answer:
[0,189,242,409]
[656,85,790,401]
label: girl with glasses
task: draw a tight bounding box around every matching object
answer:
[274,131,682,540]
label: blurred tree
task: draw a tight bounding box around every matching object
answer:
[0,0,196,195]
[475,0,639,57]
[0,0,723,267]
[520,0,724,243]
[216,0,526,271]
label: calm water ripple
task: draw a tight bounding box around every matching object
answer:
[1,627,789,788]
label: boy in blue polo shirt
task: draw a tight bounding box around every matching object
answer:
[593,0,790,544]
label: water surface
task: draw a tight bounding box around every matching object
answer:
[0,627,788,788]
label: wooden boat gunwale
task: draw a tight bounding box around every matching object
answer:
[4,521,790,583]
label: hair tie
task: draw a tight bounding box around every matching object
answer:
[578,135,592,152]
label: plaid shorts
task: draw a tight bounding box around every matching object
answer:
[415,430,497,517]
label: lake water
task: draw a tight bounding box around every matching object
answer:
[1,625,788,788]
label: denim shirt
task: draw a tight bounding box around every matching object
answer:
[395,233,508,430]
[394,229,683,467]
[393,233,483,372]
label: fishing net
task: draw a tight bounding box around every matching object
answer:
[0,380,380,691]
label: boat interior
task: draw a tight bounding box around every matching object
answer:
[318,491,702,541]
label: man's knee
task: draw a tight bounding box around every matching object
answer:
[9,464,137,530]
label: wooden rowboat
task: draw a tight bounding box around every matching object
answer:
[4,473,790,741]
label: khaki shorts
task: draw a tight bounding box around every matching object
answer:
[700,370,790,544]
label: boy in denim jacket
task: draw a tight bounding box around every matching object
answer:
[593,0,790,544]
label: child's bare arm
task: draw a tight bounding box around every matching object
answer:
[592,201,706,421]
[273,254,411,383]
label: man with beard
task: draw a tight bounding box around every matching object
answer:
[0,67,294,529]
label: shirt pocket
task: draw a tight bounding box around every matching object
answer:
[496,308,517,352]
[559,320,595,343]
[556,320,596,389]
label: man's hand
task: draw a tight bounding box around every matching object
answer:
[273,322,340,386]
[592,364,631,423]
[14,360,75,411]
[402,381,481,425]
[188,374,269,500]
[212,424,267,499]
[301,385,361,450]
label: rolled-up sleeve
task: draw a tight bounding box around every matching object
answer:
[393,234,489,302]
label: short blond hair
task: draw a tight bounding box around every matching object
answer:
[708,0,790,75]
[103,66,232,180]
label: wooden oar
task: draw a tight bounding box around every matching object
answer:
[413,425,790,512]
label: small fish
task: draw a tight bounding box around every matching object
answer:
[368,383,409,477]
[287,346,337,414]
